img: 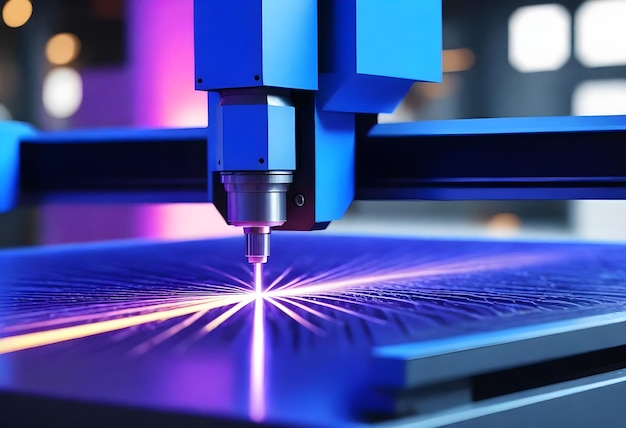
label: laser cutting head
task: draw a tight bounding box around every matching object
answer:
[221,171,293,264]
[195,1,442,268]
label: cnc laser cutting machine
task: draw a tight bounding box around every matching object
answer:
[3,1,626,427]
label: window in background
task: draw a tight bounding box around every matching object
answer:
[575,0,626,67]
[508,4,571,73]
[0,102,11,120]
[572,79,626,116]
[571,77,626,241]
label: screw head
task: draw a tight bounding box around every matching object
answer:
[294,194,305,207]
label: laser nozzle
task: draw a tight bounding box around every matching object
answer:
[220,171,292,266]
[245,227,270,265]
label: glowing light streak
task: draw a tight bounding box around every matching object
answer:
[170,298,257,352]
[265,297,325,335]
[0,251,556,358]
[270,273,309,291]
[194,264,254,290]
[294,292,413,316]
[272,254,550,299]
[284,295,388,324]
[265,266,292,292]
[272,296,341,324]
[202,298,254,334]
[272,256,373,292]
[0,295,247,354]
[319,289,418,306]
[1,297,222,333]
[254,263,263,294]
[131,309,210,356]
[249,295,266,422]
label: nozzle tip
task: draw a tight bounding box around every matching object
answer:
[247,255,268,264]
[245,227,270,265]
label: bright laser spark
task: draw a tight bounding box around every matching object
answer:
[254,263,263,294]
[250,291,266,422]
[0,251,555,356]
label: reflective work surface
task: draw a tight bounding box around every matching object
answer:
[1,235,626,427]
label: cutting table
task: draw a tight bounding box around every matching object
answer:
[2,234,626,427]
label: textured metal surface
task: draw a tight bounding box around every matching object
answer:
[2,235,626,426]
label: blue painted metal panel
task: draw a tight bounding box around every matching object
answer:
[22,127,208,144]
[262,0,318,90]
[323,74,414,114]
[319,0,442,113]
[0,122,36,212]
[267,105,295,170]
[318,0,355,77]
[218,103,295,171]
[314,103,355,222]
[194,0,263,90]
[219,104,267,171]
[195,0,317,91]
[206,91,220,201]
[370,115,626,137]
[358,115,626,202]
[356,0,442,82]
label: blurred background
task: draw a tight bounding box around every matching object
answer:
[1,0,626,248]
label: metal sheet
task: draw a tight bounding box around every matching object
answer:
[1,235,626,426]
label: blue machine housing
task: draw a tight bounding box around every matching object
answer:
[194,0,318,91]
[194,0,443,229]
[298,0,441,225]
[312,107,356,223]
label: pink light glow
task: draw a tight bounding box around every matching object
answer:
[62,1,233,243]
[129,0,206,128]
[255,263,263,294]
[128,0,236,240]
[138,204,238,240]
[43,1,235,244]
[250,296,266,422]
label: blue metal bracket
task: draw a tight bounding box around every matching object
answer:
[0,122,36,212]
